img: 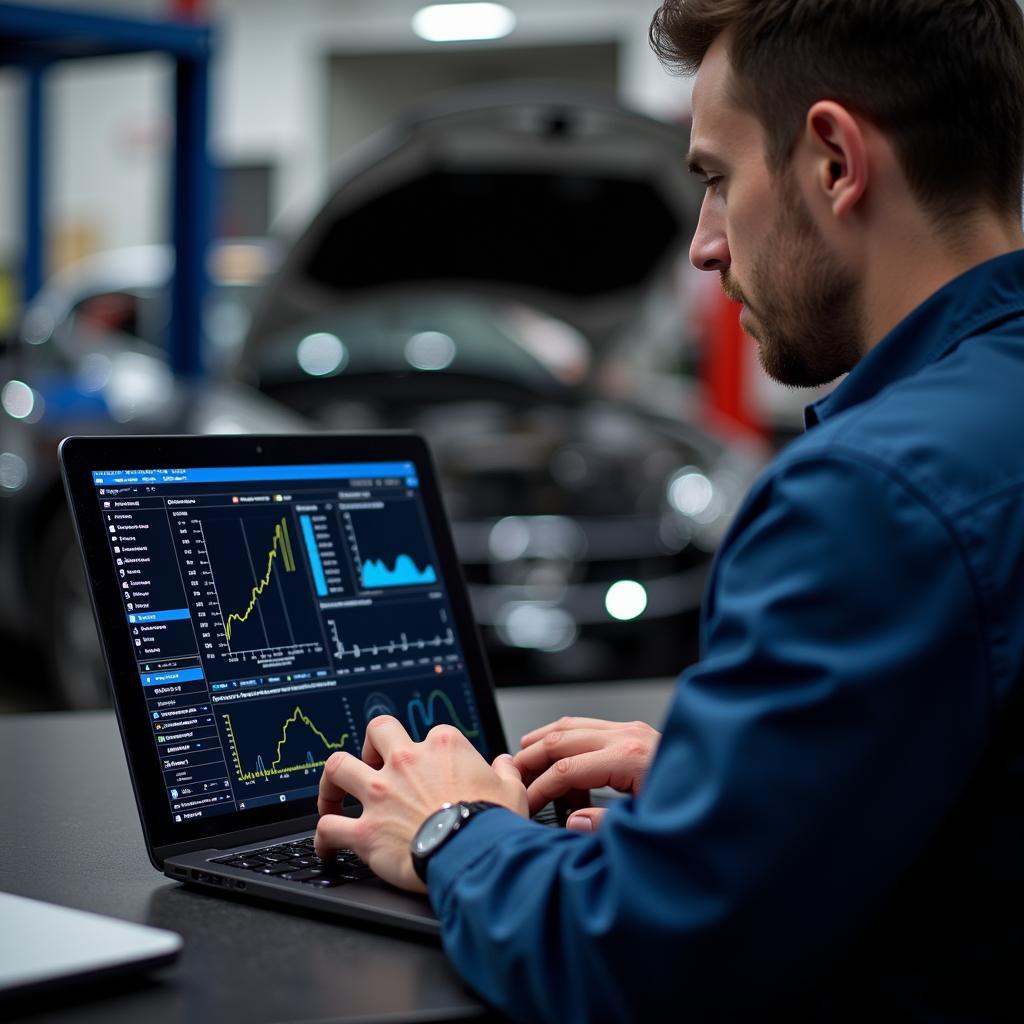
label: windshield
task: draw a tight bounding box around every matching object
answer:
[248,292,592,393]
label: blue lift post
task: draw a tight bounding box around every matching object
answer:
[0,2,214,377]
[23,60,44,306]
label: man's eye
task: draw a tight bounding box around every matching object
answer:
[704,176,723,193]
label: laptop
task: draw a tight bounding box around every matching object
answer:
[59,432,515,937]
[0,892,181,1004]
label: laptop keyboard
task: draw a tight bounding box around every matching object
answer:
[211,837,374,888]
[210,806,562,888]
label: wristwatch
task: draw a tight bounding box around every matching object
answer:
[411,801,499,883]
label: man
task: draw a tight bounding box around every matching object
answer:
[316,2,1024,1019]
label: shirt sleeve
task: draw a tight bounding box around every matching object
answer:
[427,450,991,1022]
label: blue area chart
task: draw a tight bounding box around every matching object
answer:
[361,554,437,588]
[342,499,440,592]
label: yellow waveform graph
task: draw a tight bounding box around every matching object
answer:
[224,706,350,782]
[224,517,296,643]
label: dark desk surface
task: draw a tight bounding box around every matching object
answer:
[0,680,674,1023]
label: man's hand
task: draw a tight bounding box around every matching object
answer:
[315,715,528,893]
[513,717,660,830]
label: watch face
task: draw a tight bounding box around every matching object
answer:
[413,804,463,858]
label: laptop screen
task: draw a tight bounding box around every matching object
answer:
[88,460,492,828]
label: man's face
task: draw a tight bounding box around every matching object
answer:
[688,36,864,387]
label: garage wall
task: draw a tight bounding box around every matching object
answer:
[0,1,693,278]
[326,42,621,180]
[3,0,1023,281]
[215,0,692,231]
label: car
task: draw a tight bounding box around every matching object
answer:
[237,85,768,688]
[0,89,767,708]
[0,240,306,708]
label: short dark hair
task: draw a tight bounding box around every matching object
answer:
[650,0,1024,223]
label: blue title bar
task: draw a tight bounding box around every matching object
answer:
[92,463,417,486]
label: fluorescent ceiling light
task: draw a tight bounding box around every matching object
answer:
[412,3,517,43]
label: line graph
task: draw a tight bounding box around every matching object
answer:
[359,681,480,744]
[322,601,459,679]
[223,704,351,783]
[327,618,455,661]
[407,689,479,741]
[224,517,296,642]
[193,510,323,663]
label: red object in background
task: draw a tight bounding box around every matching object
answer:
[169,0,205,17]
[699,285,766,440]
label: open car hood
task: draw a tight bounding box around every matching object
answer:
[244,84,701,358]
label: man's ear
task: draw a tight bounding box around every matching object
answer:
[804,100,868,220]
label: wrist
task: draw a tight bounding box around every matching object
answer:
[410,801,500,883]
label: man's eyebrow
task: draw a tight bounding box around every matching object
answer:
[686,148,719,177]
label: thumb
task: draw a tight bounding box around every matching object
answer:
[566,807,607,832]
[492,752,523,784]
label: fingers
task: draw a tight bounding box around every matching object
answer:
[525,748,638,814]
[516,719,661,804]
[566,807,607,832]
[488,753,529,817]
[320,749,377,807]
[318,751,348,816]
[314,810,360,860]
[514,728,622,781]
[491,752,522,783]
[554,790,590,819]
[520,717,628,749]
[361,715,413,769]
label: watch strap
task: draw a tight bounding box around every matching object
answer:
[411,800,500,883]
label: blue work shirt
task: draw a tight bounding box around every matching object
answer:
[429,249,1024,1022]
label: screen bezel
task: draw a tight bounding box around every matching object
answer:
[59,433,508,863]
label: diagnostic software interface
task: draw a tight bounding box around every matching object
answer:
[91,462,488,825]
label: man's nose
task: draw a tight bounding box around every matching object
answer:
[689,202,730,272]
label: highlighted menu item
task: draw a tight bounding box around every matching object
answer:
[142,668,205,687]
[129,608,191,624]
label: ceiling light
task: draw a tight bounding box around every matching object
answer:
[605,580,648,622]
[412,3,517,43]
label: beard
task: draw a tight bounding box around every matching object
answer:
[722,174,864,388]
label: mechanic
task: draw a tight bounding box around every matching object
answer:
[315,2,1024,1019]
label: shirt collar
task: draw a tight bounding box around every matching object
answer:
[805,247,1024,429]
